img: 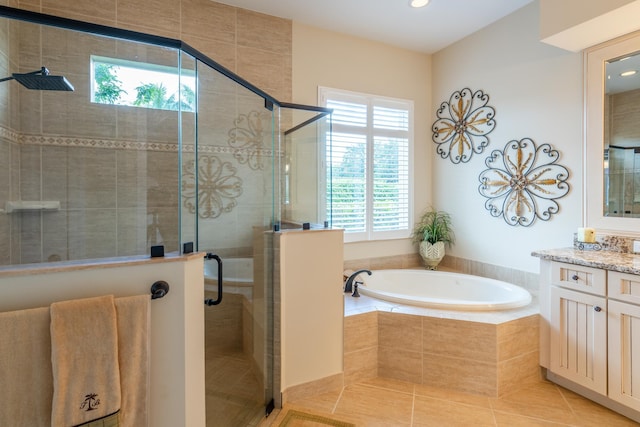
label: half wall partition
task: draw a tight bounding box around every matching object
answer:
[0,6,332,426]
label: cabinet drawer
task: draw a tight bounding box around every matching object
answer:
[551,261,606,296]
[608,271,640,305]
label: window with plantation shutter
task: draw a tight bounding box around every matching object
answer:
[320,87,413,242]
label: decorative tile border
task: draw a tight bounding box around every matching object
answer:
[0,125,277,156]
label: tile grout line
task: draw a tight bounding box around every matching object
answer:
[410,384,416,426]
[331,386,345,414]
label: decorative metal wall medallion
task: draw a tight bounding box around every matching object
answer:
[228,110,272,170]
[478,138,570,227]
[432,88,496,163]
[182,155,243,219]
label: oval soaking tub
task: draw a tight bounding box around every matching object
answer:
[358,269,531,311]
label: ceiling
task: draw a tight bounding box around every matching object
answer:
[214,0,534,54]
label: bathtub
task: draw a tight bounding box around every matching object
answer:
[204,257,253,284]
[358,269,531,311]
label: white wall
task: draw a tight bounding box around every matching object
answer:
[279,229,344,390]
[432,1,583,273]
[292,23,431,261]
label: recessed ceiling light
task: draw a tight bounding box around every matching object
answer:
[620,70,637,77]
[410,0,430,8]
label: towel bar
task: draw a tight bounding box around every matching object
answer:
[150,281,169,299]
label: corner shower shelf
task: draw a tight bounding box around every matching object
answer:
[3,200,60,213]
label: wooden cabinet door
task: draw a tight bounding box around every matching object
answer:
[608,299,640,411]
[550,286,607,394]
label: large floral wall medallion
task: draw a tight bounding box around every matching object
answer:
[182,155,243,219]
[228,110,272,170]
[432,88,496,164]
[478,138,570,227]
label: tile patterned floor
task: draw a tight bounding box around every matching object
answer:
[263,377,640,426]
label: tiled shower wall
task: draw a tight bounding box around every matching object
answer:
[0,0,293,264]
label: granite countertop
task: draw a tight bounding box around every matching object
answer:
[532,247,640,275]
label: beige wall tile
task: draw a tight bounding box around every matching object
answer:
[181,0,236,44]
[497,350,540,397]
[0,214,10,265]
[344,346,376,386]
[237,46,288,100]
[379,311,422,352]
[42,26,116,76]
[19,211,41,263]
[423,354,497,397]
[116,150,148,209]
[344,311,377,353]
[42,73,118,139]
[116,0,178,36]
[114,21,178,40]
[67,208,117,259]
[116,207,148,256]
[497,314,539,362]
[0,140,10,203]
[182,35,236,73]
[42,210,68,261]
[41,146,68,209]
[19,144,41,200]
[147,206,179,251]
[378,346,422,383]
[17,86,41,134]
[67,147,116,209]
[146,151,179,207]
[205,290,243,353]
[42,0,116,25]
[236,8,291,55]
[423,317,497,363]
[17,0,40,12]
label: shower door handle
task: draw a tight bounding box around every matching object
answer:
[204,253,223,306]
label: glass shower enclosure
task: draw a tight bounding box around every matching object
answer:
[0,6,331,426]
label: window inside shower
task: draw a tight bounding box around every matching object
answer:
[90,56,196,112]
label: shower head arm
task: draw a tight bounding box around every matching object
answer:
[0,67,49,83]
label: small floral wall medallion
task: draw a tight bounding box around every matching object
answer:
[182,155,243,219]
[478,138,570,227]
[432,88,496,164]
[228,110,272,171]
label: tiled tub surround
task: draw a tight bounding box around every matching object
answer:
[344,293,540,398]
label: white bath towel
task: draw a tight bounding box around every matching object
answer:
[50,295,121,426]
[0,306,53,426]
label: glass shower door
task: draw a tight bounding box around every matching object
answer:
[191,60,275,427]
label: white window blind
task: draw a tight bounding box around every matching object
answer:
[320,87,413,242]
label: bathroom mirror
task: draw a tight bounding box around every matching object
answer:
[585,30,640,236]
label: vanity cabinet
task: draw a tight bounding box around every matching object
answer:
[549,285,607,394]
[548,262,607,395]
[538,258,640,420]
[607,271,640,412]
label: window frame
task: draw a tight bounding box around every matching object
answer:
[319,86,414,243]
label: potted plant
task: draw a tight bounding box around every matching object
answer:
[411,208,455,270]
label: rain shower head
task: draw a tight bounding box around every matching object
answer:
[0,67,74,91]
